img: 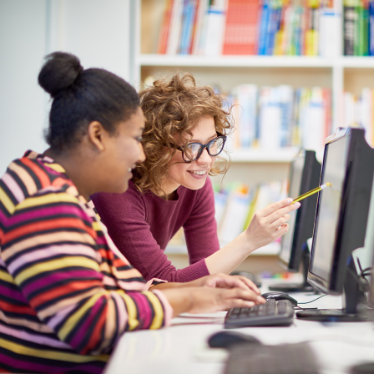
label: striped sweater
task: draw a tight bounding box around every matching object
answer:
[0,151,172,373]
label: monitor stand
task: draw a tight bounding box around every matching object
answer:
[296,257,371,322]
[269,244,314,293]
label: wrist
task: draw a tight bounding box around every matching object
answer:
[237,232,256,255]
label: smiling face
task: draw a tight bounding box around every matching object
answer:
[160,116,217,197]
[99,106,146,194]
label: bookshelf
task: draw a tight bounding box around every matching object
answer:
[129,0,374,270]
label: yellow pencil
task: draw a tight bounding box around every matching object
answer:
[291,182,332,204]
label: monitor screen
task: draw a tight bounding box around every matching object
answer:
[279,156,304,265]
[309,135,349,283]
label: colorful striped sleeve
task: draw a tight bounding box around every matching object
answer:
[1,189,172,356]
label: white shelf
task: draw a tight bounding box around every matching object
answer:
[138,54,374,69]
[223,147,300,163]
[165,242,280,256]
[138,54,335,68]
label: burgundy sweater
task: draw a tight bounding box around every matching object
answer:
[91,177,220,282]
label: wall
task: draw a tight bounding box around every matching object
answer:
[0,0,132,174]
[0,0,48,174]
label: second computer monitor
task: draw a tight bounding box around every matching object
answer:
[278,150,321,271]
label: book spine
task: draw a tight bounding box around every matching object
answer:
[157,0,174,54]
[344,0,356,55]
[355,1,363,55]
[258,0,270,54]
[166,0,184,54]
[370,1,374,55]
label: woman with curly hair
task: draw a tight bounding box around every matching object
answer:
[92,73,300,283]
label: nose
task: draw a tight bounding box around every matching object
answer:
[196,147,212,166]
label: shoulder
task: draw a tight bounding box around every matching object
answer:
[0,154,75,216]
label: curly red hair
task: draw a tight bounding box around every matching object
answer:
[133,72,233,195]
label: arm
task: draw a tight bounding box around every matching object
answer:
[204,198,301,274]
[2,191,172,355]
[91,189,210,282]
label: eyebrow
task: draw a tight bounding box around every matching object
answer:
[189,134,218,143]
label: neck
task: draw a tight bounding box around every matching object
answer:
[44,148,93,201]
[151,179,179,200]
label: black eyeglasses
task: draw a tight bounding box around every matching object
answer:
[165,132,227,163]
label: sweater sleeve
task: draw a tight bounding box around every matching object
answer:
[183,177,221,265]
[91,189,210,283]
[1,190,172,356]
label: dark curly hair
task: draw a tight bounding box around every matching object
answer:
[133,72,233,195]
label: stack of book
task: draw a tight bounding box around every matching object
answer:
[343,0,374,56]
[343,89,374,146]
[224,84,332,152]
[214,180,288,244]
[157,0,341,57]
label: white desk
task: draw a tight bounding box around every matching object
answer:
[104,282,374,374]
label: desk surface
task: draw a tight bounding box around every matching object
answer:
[104,281,374,374]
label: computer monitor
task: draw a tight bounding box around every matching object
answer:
[297,127,374,322]
[269,150,321,293]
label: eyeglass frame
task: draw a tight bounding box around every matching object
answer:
[163,132,227,163]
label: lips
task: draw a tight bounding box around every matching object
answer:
[187,170,208,180]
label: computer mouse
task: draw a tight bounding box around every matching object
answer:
[261,291,298,306]
[349,362,374,374]
[207,331,262,349]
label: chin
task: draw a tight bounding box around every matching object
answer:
[185,179,207,191]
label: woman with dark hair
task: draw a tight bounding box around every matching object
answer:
[92,73,300,283]
[0,53,264,373]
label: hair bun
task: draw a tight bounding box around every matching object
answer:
[38,52,83,97]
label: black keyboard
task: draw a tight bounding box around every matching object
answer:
[224,299,295,328]
[224,342,320,374]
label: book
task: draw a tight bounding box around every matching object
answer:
[302,87,326,151]
[319,9,342,57]
[369,0,374,55]
[219,186,252,243]
[166,0,184,54]
[179,0,198,54]
[204,0,228,56]
[191,0,208,54]
[234,85,258,148]
[157,0,174,54]
[222,0,260,55]
[344,0,357,55]
[258,0,271,55]
[259,87,282,149]
[278,85,294,147]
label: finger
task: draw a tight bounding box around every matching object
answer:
[223,299,256,310]
[259,198,293,217]
[270,214,291,230]
[266,202,300,224]
[216,277,249,290]
[273,224,289,239]
[227,288,264,303]
[232,275,260,294]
